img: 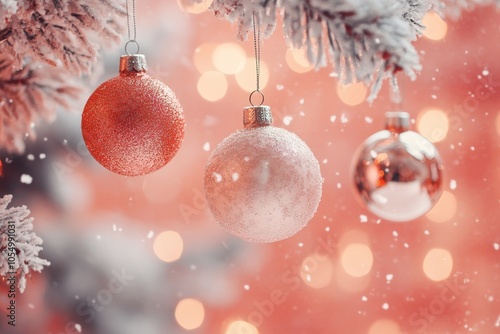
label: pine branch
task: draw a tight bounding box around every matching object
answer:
[0,195,50,293]
[209,0,432,101]
[0,56,82,153]
[0,0,126,75]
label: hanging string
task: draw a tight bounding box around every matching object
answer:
[125,0,139,55]
[249,12,265,106]
[390,72,404,111]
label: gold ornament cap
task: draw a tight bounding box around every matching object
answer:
[244,106,273,128]
[119,54,147,74]
[385,111,410,133]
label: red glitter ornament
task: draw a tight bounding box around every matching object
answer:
[81,54,185,176]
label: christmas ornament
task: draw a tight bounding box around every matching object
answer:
[204,105,323,242]
[352,111,443,222]
[81,0,184,176]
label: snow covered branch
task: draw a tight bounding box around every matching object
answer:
[0,0,126,153]
[0,195,50,293]
[0,0,126,75]
[0,56,81,153]
[209,0,431,100]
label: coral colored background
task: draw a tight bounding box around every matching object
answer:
[1,1,500,334]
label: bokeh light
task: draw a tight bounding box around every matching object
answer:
[213,43,247,75]
[300,254,334,289]
[225,320,259,334]
[175,298,205,330]
[336,82,367,106]
[423,248,453,281]
[235,57,270,93]
[422,12,448,41]
[153,231,184,262]
[341,243,374,277]
[368,319,401,334]
[417,108,449,143]
[197,71,228,101]
[285,48,313,73]
[193,43,218,73]
[177,0,213,14]
[425,190,457,223]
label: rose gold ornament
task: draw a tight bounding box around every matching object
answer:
[81,54,185,176]
[352,111,443,222]
[204,106,323,243]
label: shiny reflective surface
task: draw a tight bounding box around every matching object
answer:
[352,112,443,222]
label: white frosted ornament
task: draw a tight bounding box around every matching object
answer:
[352,111,444,222]
[204,106,323,243]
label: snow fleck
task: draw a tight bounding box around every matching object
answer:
[360,215,368,223]
[382,303,389,310]
[325,227,330,232]
[470,146,475,151]
[340,113,348,123]
[190,264,197,270]
[431,94,437,99]
[28,303,34,309]
[392,231,398,237]
[364,116,373,124]
[283,116,293,125]
[75,324,82,333]
[147,231,154,239]
[450,179,457,190]
[482,69,490,76]
[299,98,304,105]
[299,111,305,116]
[495,315,500,327]
[488,296,494,302]
[276,84,284,91]
[298,242,304,247]
[243,156,250,162]
[112,224,117,232]
[39,153,46,159]
[213,172,222,182]
[494,243,500,251]
[336,183,341,189]
[232,173,239,181]
[43,137,48,142]
[20,174,33,184]
[203,142,210,151]
[27,154,35,161]
[329,72,338,78]
[244,284,250,290]
[330,115,336,123]
[361,296,368,302]
[404,243,409,248]
[424,230,430,235]
[322,159,328,164]
[96,235,102,240]
[386,274,394,282]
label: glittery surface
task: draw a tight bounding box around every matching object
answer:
[81,73,185,176]
[352,130,443,222]
[204,126,323,243]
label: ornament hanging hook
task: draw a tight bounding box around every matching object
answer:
[249,11,264,106]
[125,0,140,55]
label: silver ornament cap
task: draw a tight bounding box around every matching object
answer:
[385,111,410,133]
[119,54,148,74]
[243,105,273,128]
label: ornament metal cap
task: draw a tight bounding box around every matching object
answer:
[243,105,273,128]
[119,54,147,74]
[385,111,410,133]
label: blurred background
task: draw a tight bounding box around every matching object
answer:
[1,0,500,333]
